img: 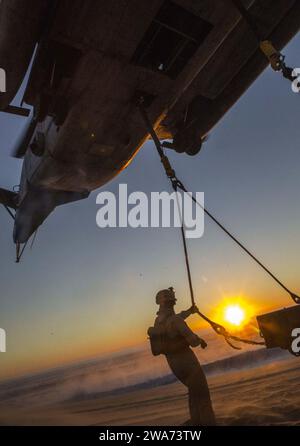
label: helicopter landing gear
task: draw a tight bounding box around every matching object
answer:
[162,126,203,156]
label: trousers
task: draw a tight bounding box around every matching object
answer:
[166,348,216,425]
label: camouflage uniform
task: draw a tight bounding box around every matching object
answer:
[154,304,216,425]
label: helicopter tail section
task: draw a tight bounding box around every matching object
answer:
[13,186,89,244]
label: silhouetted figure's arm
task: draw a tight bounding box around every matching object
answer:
[174,316,203,347]
[178,309,193,320]
[178,305,199,320]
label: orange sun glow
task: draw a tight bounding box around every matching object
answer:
[224,304,245,326]
[212,297,254,330]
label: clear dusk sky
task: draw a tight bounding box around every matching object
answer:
[0,35,300,381]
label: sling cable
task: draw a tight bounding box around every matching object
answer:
[138,100,300,351]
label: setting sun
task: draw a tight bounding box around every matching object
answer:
[211,296,255,331]
[224,305,245,326]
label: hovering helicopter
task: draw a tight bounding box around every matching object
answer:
[0,0,299,256]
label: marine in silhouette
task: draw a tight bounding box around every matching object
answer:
[148,287,216,426]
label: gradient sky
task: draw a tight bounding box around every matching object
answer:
[0,35,300,381]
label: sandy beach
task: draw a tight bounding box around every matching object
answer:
[0,349,299,426]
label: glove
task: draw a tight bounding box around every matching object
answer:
[189,304,199,314]
[199,338,207,349]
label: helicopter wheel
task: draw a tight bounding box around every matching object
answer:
[173,127,202,156]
